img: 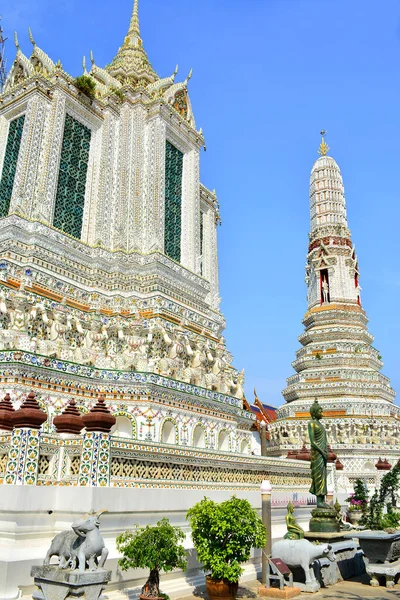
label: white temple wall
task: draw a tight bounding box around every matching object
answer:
[91,108,119,248]
[143,114,166,253]
[35,90,66,223]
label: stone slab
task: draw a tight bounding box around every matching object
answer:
[365,558,400,588]
[258,586,301,598]
[305,531,346,542]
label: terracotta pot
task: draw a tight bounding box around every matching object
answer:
[206,577,238,600]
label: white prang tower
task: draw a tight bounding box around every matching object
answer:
[268,135,398,492]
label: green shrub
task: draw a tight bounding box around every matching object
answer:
[187,496,266,583]
[75,75,96,99]
[362,461,400,530]
[116,518,186,597]
[111,86,125,101]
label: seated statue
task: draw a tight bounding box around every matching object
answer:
[284,501,305,540]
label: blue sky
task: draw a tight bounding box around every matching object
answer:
[3,0,400,406]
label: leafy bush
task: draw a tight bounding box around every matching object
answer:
[75,75,96,99]
[116,518,186,598]
[187,496,266,583]
[362,461,400,530]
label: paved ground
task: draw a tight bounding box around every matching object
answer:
[179,576,400,600]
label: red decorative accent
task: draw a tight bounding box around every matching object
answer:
[327,445,337,463]
[376,457,391,471]
[286,449,299,459]
[81,395,116,433]
[270,558,291,575]
[335,458,344,471]
[12,391,47,430]
[0,393,15,431]
[308,237,353,253]
[297,445,311,461]
[53,399,85,434]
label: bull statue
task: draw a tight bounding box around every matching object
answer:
[44,509,108,572]
[271,539,336,586]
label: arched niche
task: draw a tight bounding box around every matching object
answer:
[218,430,230,452]
[193,424,206,449]
[111,416,133,439]
[161,420,177,445]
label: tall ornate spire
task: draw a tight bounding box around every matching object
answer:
[105,0,158,86]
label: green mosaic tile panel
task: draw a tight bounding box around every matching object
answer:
[0,115,25,217]
[53,114,91,239]
[165,140,183,262]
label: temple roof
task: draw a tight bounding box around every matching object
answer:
[105,0,158,86]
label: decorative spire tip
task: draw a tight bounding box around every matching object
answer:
[318,130,330,156]
[28,27,36,46]
[14,31,19,49]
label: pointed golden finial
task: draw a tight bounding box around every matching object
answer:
[28,27,36,46]
[129,0,140,37]
[14,31,20,49]
[318,130,330,156]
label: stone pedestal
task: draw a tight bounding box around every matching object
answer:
[365,559,400,588]
[31,566,111,600]
[309,507,340,533]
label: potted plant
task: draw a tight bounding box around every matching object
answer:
[116,518,186,599]
[345,478,368,525]
[187,496,266,600]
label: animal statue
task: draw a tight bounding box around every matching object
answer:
[271,539,335,586]
[44,509,108,572]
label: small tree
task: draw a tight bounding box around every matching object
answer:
[187,496,266,583]
[117,518,186,598]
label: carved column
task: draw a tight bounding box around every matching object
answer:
[79,395,115,487]
[4,391,47,485]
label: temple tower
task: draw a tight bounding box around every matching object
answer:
[268,136,398,492]
[0,0,257,472]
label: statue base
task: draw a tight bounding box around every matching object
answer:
[31,566,112,600]
[309,507,340,533]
